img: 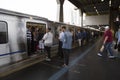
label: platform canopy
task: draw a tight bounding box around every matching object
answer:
[69,0,120,15]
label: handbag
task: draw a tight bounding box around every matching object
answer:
[44,43,52,47]
[118,42,120,51]
[100,45,104,52]
[114,43,118,49]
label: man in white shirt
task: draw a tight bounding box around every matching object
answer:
[42,28,53,61]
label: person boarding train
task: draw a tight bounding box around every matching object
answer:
[42,28,53,61]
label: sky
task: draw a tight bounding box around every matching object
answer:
[0,0,80,24]
[0,0,57,20]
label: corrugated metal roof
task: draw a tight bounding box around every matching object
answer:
[69,0,120,15]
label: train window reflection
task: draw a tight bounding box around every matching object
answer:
[0,21,8,44]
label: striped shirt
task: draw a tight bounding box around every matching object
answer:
[27,29,32,39]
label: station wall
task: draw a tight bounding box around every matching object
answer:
[84,14,109,25]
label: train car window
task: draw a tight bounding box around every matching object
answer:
[0,21,8,44]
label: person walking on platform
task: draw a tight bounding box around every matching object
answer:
[115,27,120,52]
[42,28,53,61]
[98,26,115,58]
[60,26,72,67]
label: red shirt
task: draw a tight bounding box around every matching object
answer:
[104,29,113,42]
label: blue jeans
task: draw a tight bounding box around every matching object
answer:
[104,42,113,56]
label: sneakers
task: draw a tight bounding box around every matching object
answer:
[97,53,102,57]
[46,57,51,61]
[62,64,68,67]
[108,56,115,59]
[97,52,115,59]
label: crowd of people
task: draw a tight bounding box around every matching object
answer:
[75,28,99,47]
[27,25,120,67]
[27,26,73,66]
[27,27,45,56]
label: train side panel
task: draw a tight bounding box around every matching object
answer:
[0,13,49,66]
[0,13,28,66]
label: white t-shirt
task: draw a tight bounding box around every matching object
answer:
[42,32,53,44]
[59,32,64,41]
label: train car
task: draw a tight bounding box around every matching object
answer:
[0,8,101,67]
[0,8,49,66]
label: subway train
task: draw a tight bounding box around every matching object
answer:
[0,8,100,67]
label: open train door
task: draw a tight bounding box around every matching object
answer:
[0,21,10,66]
[26,22,46,56]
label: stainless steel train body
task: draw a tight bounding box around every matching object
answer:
[0,9,100,67]
[0,9,49,66]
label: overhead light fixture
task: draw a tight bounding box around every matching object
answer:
[97,12,99,15]
[116,16,119,21]
[96,9,98,12]
[101,0,104,2]
[109,0,111,7]
[94,6,96,9]
[95,9,99,15]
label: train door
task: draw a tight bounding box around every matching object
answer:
[0,21,10,66]
[26,22,46,56]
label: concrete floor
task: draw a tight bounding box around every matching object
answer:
[1,39,120,80]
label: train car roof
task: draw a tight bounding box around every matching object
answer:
[48,20,82,27]
[0,8,48,21]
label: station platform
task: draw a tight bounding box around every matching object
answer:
[0,38,120,80]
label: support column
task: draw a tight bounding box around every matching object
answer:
[109,7,119,31]
[81,10,83,27]
[109,0,119,31]
[109,7,114,30]
[79,9,84,27]
[56,0,65,22]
